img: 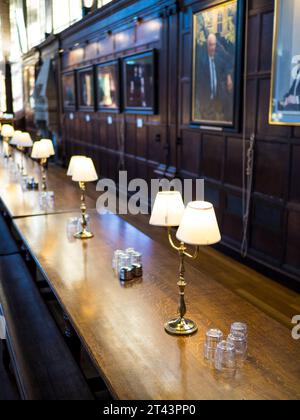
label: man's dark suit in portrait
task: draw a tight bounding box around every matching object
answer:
[195,33,234,123]
[281,64,300,111]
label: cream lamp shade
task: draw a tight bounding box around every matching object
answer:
[150,191,185,227]
[19,132,33,148]
[40,139,55,156]
[1,124,14,138]
[10,130,23,146]
[176,201,221,246]
[31,141,51,159]
[71,157,98,183]
[67,155,87,177]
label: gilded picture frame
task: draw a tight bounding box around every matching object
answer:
[123,50,158,115]
[62,71,77,111]
[77,66,95,112]
[269,0,300,126]
[191,0,244,130]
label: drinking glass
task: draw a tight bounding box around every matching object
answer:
[131,252,142,266]
[38,192,48,209]
[126,248,135,254]
[215,341,237,378]
[46,192,55,210]
[231,322,248,339]
[227,332,248,366]
[125,248,136,263]
[21,176,28,192]
[66,217,79,240]
[204,329,223,363]
[112,250,124,270]
[119,254,131,270]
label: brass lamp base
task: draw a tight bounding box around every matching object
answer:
[165,317,198,336]
[74,230,94,240]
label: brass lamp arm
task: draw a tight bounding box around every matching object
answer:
[167,227,182,252]
[167,227,199,259]
[185,247,200,260]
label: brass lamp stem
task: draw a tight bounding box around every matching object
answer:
[20,147,26,176]
[74,182,94,239]
[4,137,11,158]
[40,158,48,191]
[166,227,199,336]
[178,245,187,321]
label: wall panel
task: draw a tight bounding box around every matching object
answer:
[32,0,300,285]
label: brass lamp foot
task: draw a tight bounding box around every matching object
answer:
[165,317,198,336]
[74,230,94,240]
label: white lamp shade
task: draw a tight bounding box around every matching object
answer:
[31,141,51,159]
[19,132,33,148]
[10,131,23,146]
[1,124,14,138]
[40,139,55,156]
[150,191,185,227]
[71,157,98,183]
[67,155,87,177]
[176,201,221,246]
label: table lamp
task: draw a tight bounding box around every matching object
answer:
[70,156,98,239]
[17,132,33,175]
[10,131,25,173]
[10,130,23,146]
[40,139,55,157]
[31,140,54,191]
[1,124,15,158]
[67,156,87,177]
[150,193,221,336]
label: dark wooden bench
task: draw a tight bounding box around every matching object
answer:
[0,254,94,400]
[0,214,19,256]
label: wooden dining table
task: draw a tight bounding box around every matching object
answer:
[1,147,300,400]
[12,210,300,400]
[0,151,95,218]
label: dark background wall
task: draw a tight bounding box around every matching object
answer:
[22,0,300,286]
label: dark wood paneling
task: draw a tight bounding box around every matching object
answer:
[258,12,274,72]
[202,135,224,181]
[254,142,289,198]
[290,146,300,203]
[225,137,247,188]
[180,130,201,177]
[286,210,300,270]
[31,0,300,284]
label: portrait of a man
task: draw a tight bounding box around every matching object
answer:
[270,0,300,125]
[281,59,300,111]
[78,68,94,109]
[192,0,240,126]
[62,73,76,109]
[123,51,156,114]
[97,61,119,111]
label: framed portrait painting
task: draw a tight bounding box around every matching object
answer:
[24,65,36,111]
[96,60,120,112]
[123,50,157,114]
[77,67,95,111]
[192,0,244,129]
[269,0,300,125]
[62,71,76,110]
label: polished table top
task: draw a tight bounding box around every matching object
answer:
[13,211,300,400]
[0,152,95,218]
